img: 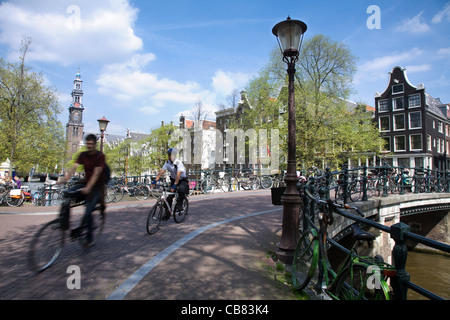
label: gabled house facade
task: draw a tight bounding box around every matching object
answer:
[374,66,450,171]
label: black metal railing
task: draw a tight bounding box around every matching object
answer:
[302,178,450,300]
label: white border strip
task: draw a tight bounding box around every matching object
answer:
[106,207,282,300]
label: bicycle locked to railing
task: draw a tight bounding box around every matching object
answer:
[292,186,397,300]
[295,176,450,300]
[28,188,105,273]
[146,181,189,235]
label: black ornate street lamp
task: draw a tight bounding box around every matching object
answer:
[272,16,307,263]
[97,116,110,153]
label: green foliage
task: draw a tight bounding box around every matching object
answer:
[0,39,65,176]
[241,34,384,170]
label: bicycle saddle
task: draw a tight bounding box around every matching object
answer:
[351,224,375,241]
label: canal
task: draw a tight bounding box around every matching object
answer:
[406,250,450,300]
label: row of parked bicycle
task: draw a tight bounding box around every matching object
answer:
[0,169,286,207]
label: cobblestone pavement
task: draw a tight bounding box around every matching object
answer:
[0,190,299,301]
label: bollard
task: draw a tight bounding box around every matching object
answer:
[390,222,411,300]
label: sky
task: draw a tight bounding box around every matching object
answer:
[0,0,449,136]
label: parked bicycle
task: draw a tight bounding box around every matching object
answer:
[28,189,105,273]
[108,177,150,202]
[0,183,25,207]
[292,194,397,300]
[146,182,189,235]
[31,183,63,206]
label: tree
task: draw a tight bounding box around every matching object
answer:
[0,37,65,175]
[243,34,384,170]
[190,98,209,121]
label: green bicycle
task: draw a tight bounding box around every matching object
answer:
[292,197,397,300]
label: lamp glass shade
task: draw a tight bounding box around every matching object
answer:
[97,117,110,132]
[272,18,307,57]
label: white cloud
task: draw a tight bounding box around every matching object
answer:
[395,11,431,34]
[354,48,424,84]
[432,3,450,23]
[437,47,450,56]
[211,70,252,98]
[405,64,432,73]
[0,0,142,65]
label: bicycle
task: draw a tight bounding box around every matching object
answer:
[333,174,361,203]
[28,189,105,273]
[0,183,25,207]
[292,194,396,300]
[146,182,189,235]
[200,169,229,193]
[109,178,150,202]
[31,183,63,206]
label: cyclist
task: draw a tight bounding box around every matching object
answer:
[58,134,106,247]
[152,148,188,219]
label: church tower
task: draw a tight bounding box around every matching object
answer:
[66,69,85,160]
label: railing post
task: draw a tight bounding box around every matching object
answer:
[362,165,368,201]
[390,222,411,300]
[399,167,405,195]
[343,165,348,204]
[382,162,388,197]
[446,170,450,193]
[325,168,331,200]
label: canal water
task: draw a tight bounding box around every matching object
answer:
[406,251,450,300]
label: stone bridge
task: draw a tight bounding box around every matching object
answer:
[328,193,450,263]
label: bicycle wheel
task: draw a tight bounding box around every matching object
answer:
[6,192,24,207]
[332,263,389,300]
[135,185,150,200]
[76,205,105,248]
[292,229,319,291]
[28,219,65,273]
[146,203,163,234]
[115,186,125,202]
[173,198,189,223]
[260,176,273,189]
[105,185,116,203]
[349,181,361,202]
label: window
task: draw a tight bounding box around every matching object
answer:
[409,94,420,108]
[415,157,424,169]
[398,158,410,168]
[378,100,389,112]
[393,114,405,130]
[440,139,444,153]
[379,116,390,132]
[393,97,404,110]
[410,134,422,151]
[394,136,406,151]
[438,121,443,133]
[427,134,432,150]
[409,112,422,129]
[392,84,404,94]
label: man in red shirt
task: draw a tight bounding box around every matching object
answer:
[59,134,105,246]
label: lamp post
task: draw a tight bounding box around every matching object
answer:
[272,16,307,263]
[97,116,110,153]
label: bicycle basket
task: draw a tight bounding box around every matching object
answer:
[9,189,22,198]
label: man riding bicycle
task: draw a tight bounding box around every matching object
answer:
[152,148,188,219]
[58,134,106,247]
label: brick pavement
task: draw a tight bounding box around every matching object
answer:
[0,190,301,301]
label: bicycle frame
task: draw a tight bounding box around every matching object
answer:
[300,194,394,300]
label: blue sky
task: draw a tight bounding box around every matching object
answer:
[0,0,449,136]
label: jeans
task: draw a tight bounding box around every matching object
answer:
[167,178,188,211]
[63,183,100,242]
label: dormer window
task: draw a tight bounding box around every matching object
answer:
[392,84,404,95]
